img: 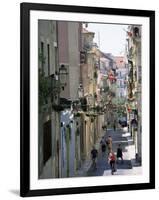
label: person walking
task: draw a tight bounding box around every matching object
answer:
[91,146,98,170]
[108,150,117,175]
[117,144,123,164]
[100,136,106,156]
[106,136,113,153]
[113,121,116,131]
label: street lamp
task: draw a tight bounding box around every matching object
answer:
[72,84,84,112]
[50,64,68,94]
[77,84,84,99]
[50,64,68,110]
[59,64,68,87]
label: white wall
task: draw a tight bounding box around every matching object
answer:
[0,0,158,199]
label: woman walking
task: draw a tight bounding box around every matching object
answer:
[108,151,117,175]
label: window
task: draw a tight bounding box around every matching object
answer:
[47,44,50,76]
[80,51,86,64]
[41,42,44,74]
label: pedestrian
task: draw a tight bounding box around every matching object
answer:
[113,120,116,131]
[108,150,117,175]
[91,146,98,169]
[117,144,123,164]
[106,136,112,153]
[100,136,106,155]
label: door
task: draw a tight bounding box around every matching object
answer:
[43,120,52,165]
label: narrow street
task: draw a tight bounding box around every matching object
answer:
[86,128,141,176]
[38,21,142,179]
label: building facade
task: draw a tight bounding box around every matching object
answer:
[58,21,83,177]
[126,25,142,163]
[38,20,59,178]
[115,56,128,98]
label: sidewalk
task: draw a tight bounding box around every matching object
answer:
[122,127,141,168]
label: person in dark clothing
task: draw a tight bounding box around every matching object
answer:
[100,137,106,154]
[113,120,116,131]
[91,146,98,169]
[113,124,116,131]
[117,144,123,164]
